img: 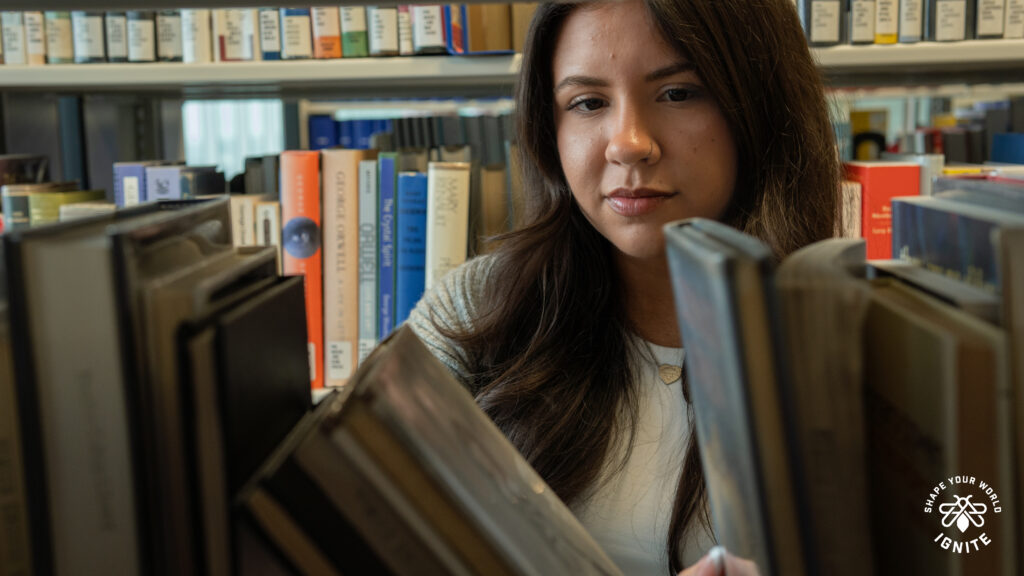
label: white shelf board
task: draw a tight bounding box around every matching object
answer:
[0,54,522,97]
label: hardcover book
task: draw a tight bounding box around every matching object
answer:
[340,6,369,57]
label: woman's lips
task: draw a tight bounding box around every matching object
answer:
[605,189,675,217]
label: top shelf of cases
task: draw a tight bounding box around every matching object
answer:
[0,40,1022,97]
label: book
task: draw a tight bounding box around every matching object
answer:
[182,9,213,63]
[146,164,217,201]
[114,161,164,207]
[312,7,342,59]
[156,9,183,62]
[843,161,921,260]
[28,188,106,227]
[850,0,877,43]
[367,6,399,56]
[1,12,26,65]
[1007,0,1024,37]
[378,153,398,339]
[397,5,414,55]
[44,11,74,64]
[105,11,128,62]
[126,11,157,63]
[881,151,945,196]
[322,148,372,387]
[237,325,624,576]
[899,0,925,41]
[801,0,845,45]
[280,150,324,389]
[664,218,808,576]
[0,153,48,185]
[511,3,537,52]
[23,11,45,66]
[875,0,899,42]
[213,9,255,62]
[1,182,78,231]
[395,171,427,327]
[358,159,379,364]
[869,259,1001,323]
[992,133,1024,164]
[58,200,116,222]
[411,5,446,54]
[70,11,105,63]
[308,114,337,150]
[230,195,260,247]
[424,162,471,289]
[340,7,369,57]
[977,0,1007,37]
[179,275,311,576]
[280,8,312,60]
[255,200,282,273]
[926,0,969,41]
[257,7,282,60]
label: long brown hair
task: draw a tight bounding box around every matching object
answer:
[437,0,839,572]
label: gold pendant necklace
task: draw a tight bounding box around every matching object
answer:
[658,364,682,385]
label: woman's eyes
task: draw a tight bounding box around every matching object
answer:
[567,97,607,113]
[565,87,699,113]
[661,87,695,102]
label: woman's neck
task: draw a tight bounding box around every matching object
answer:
[615,251,682,348]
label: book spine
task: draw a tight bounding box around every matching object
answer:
[358,160,379,364]
[322,149,363,388]
[892,199,1001,289]
[378,155,397,339]
[230,195,258,246]
[340,7,369,58]
[395,171,428,327]
[126,11,156,63]
[397,5,415,55]
[23,12,45,66]
[928,0,968,40]
[1,189,31,231]
[156,9,182,61]
[279,8,312,60]
[258,8,282,60]
[44,11,74,63]
[977,0,1006,36]
[255,200,283,273]
[311,7,342,59]
[425,162,471,289]
[806,0,843,44]
[213,9,253,61]
[1005,0,1024,36]
[70,11,105,62]
[113,164,147,206]
[104,11,127,62]
[281,150,324,389]
[444,5,466,54]
[411,5,446,54]
[1,12,27,65]
[851,0,877,42]
[875,0,900,42]
[182,9,212,63]
[367,6,399,56]
[308,114,338,150]
[898,0,925,40]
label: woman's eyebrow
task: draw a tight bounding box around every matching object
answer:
[554,75,608,93]
[645,62,696,82]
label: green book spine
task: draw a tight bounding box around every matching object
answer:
[340,7,369,57]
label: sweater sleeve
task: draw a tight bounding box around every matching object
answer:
[406,255,495,390]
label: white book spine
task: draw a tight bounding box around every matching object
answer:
[358,160,379,364]
[127,13,156,62]
[281,9,313,59]
[411,5,444,51]
[397,5,414,55]
[1005,0,1024,37]
[104,12,127,61]
[341,6,368,34]
[156,10,182,60]
[810,0,842,43]
[935,0,967,41]
[181,9,212,63]
[851,0,877,41]
[875,0,899,37]
[312,6,341,51]
[45,12,73,62]
[244,9,260,61]
[24,12,45,65]
[71,12,105,61]
[258,8,281,57]
[425,162,471,290]
[213,9,252,61]
[898,0,924,41]
[367,6,398,55]
[1,12,27,65]
[977,0,1006,36]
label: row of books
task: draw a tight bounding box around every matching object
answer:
[665,171,1024,574]
[798,0,1024,45]
[0,4,536,66]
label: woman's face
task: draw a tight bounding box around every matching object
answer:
[553,0,737,262]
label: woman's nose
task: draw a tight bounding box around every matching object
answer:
[605,108,660,167]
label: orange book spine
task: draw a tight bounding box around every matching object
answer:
[312,7,343,58]
[280,150,324,389]
[844,161,921,261]
[321,148,371,387]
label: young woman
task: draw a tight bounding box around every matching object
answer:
[409,0,839,574]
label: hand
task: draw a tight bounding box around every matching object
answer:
[677,546,762,576]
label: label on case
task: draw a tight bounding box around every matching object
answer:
[936,0,967,41]
[73,13,106,59]
[899,0,924,39]
[123,177,140,206]
[811,1,841,43]
[977,0,1006,36]
[1006,0,1024,38]
[105,14,127,59]
[128,17,156,61]
[875,0,899,37]
[328,341,353,380]
[851,0,876,41]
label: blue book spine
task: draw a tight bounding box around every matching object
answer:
[308,114,338,150]
[353,119,375,149]
[395,172,428,326]
[337,120,354,149]
[378,155,397,339]
[113,163,149,206]
[991,133,1024,164]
